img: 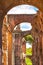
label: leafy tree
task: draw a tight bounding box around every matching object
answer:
[24,35,34,44]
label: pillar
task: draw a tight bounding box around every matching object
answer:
[8,31,12,65]
[31,27,39,65]
[22,40,26,65]
[32,31,43,65]
[37,11,43,65]
[14,33,22,65]
[39,33,43,65]
[22,40,26,54]
[42,34,43,65]
[0,10,4,65]
[2,15,12,65]
[32,35,38,65]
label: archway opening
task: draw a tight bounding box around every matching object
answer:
[22,34,34,65]
[14,22,32,31]
[2,4,40,65]
[13,22,34,65]
[7,4,38,14]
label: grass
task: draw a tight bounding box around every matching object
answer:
[25,48,32,65]
[25,58,32,65]
[26,48,32,55]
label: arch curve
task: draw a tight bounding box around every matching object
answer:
[3,0,43,15]
[8,14,38,32]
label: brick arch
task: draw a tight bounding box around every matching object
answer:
[6,4,38,14]
[2,0,43,15]
[2,1,43,33]
[8,12,43,36]
[0,1,43,65]
[8,14,37,32]
[1,0,43,34]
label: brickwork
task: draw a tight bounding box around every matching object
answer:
[14,34,22,65]
[7,13,43,65]
[0,0,43,65]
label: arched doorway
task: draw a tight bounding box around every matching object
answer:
[1,2,43,65]
[13,22,33,65]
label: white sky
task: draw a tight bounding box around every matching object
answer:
[26,42,32,48]
[20,22,32,31]
[14,22,32,31]
[7,4,38,14]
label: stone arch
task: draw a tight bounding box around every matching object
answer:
[0,1,43,65]
[2,1,43,35]
[7,14,38,65]
[1,0,43,15]
[8,14,37,31]
[7,12,43,39]
[2,1,43,36]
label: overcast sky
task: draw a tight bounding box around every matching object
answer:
[20,22,32,31]
[7,4,38,14]
[26,42,32,48]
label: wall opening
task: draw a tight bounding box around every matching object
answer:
[2,4,39,65]
[22,34,34,65]
[14,22,32,31]
[7,4,38,14]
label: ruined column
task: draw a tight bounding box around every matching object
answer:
[39,33,43,65]
[8,31,12,65]
[22,39,26,65]
[0,10,4,65]
[41,34,43,65]
[31,25,39,65]
[37,11,43,65]
[14,33,22,65]
[32,34,38,65]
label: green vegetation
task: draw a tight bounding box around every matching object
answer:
[25,58,32,65]
[25,48,32,65]
[26,48,32,55]
[24,35,34,44]
[24,35,33,65]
